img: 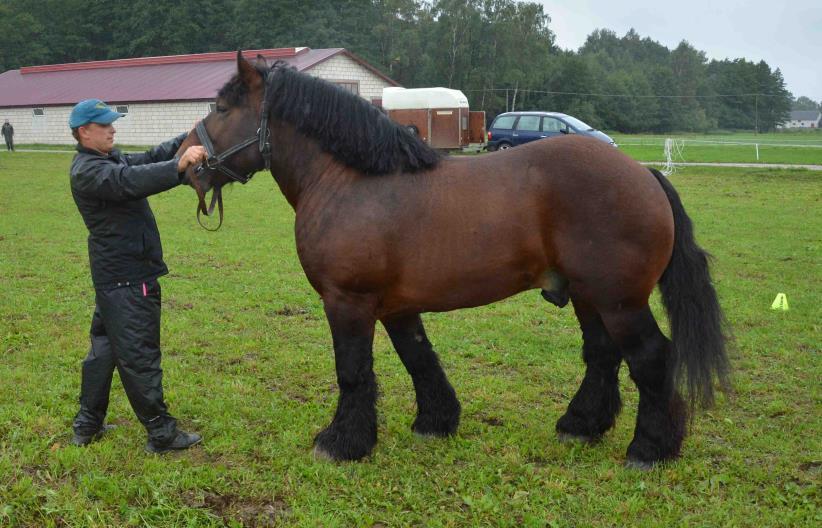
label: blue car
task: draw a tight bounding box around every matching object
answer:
[487,111,616,150]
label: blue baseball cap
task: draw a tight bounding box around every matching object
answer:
[68,99,125,128]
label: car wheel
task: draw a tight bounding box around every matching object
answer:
[498,142,512,150]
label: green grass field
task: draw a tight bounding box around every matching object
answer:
[14,129,822,165]
[610,131,822,165]
[0,151,820,527]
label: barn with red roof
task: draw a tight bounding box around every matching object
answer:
[0,48,398,145]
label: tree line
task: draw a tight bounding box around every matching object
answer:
[0,0,807,132]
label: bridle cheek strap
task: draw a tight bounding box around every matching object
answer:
[195,120,258,184]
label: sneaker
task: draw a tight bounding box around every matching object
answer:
[145,430,202,454]
[71,424,116,446]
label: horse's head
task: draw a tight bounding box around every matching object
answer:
[180,51,270,199]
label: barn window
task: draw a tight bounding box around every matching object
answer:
[209,103,216,114]
[33,108,45,117]
[116,105,129,115]
[334,81,359,95]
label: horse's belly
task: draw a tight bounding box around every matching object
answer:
[380,259,548,316]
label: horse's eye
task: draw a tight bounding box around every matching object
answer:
[215,105,227,113]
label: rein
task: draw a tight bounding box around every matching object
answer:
[193,70,273,230]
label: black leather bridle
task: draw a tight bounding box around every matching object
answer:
[193,70,273,230]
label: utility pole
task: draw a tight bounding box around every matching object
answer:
[755,94,759,134]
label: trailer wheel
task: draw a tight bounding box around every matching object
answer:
[406,125,419,136]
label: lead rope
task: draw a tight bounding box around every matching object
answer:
[196,187,224,232]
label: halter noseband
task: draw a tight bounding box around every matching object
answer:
[193,70,273,230]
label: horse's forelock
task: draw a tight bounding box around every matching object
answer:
[217,74,250,107]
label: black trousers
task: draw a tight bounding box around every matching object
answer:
[73,279,177,443]
[3,136,12,151]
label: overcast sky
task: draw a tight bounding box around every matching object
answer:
[538,0,821,102]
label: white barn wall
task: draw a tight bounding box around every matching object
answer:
[1,106,74,145]
[0,102,211,146]
[0,55,392,145]
[304,54,392,101]
[781,119,818,128]
[110,101,212,145]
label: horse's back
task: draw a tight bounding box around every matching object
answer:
[433,136,675,304]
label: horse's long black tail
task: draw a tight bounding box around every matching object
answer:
[650,168,730,409]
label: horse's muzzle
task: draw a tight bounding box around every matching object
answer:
[191,164,214,193]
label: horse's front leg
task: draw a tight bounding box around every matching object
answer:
[382,314,460,437]
[313,293,378,461]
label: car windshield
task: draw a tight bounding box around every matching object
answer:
[561,115,595,131]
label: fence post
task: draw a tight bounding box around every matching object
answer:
[756,143,760,161]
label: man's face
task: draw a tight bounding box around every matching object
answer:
[79,122,116,154]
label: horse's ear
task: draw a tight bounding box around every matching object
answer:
[236,50,261,89]
[255,54,268,69]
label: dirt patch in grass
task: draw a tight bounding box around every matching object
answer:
[165,299,194,311]
[182,490,290,527]
[481,416,504,427]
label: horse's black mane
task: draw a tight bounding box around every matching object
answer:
[218,61,441,175]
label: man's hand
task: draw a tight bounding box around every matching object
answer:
[177,145,207,173]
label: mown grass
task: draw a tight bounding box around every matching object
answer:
[610,130,822,144]
[610,131,822,165]
[0,151,820,527]
[618,143,822,165]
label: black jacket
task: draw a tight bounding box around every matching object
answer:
[70,133,187,290]
[1,123,12,138]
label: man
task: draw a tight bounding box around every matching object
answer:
[1,119,13,151]
[68,98,206,453]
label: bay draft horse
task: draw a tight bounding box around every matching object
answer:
[178,52,729,468]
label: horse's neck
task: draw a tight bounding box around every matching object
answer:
[268,126,342,209]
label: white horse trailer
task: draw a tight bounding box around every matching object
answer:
[382,87,486,149]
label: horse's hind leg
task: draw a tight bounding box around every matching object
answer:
[382,314,461,436]
[313,294,378,461]
[556,297,622,442]
[600,306,686,468]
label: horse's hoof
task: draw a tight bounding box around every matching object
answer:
[557,432,594,444]
[313,426,374,461]
[412,422,456,438]
[411,412,460,438]
[624,458,655,471]
[312,445,338,462]
[412,427,452,440]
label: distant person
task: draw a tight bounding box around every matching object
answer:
[1,119,13,151]
[68,98,207,453]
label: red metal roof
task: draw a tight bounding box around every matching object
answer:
[0,48,397,108]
